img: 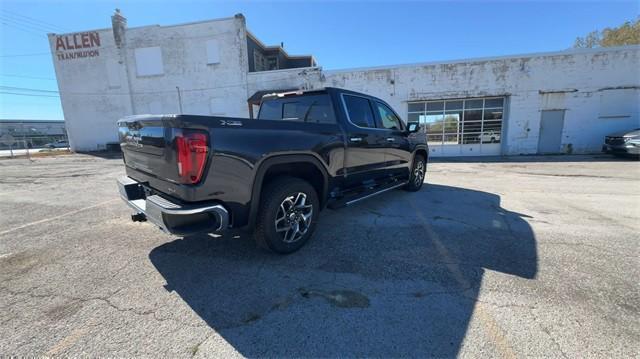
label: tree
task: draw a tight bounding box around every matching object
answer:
[574,18,640,48]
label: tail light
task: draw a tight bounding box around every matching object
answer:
[175,131,208,184]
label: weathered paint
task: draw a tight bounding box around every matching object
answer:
[249,46,640,155]
[48,14,640,155]
[49,15,249,151]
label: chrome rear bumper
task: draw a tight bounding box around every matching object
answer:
[117,176,228,236]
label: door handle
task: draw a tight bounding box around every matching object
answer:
[349,137,363,143]
[386,137,395,142]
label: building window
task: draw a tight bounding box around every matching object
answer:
[254,50,267,72]
[254,50,279,71]
[206,39,220,64]
[407,97,505,146]
[598,88,637,119]
[266,56,278,70]
[134,47,164,76]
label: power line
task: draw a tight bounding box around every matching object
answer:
[0,52,51,58]
[0,14,60,33]
[1,71,318,96]
[0,15,57,34]
[1,21,48,38]
[0,85,58,93]
[0,9,68,32]
[1,79,274,96]
[0,73,56,81]
[0,91,59,98]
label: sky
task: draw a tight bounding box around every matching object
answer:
[1,0,638,121]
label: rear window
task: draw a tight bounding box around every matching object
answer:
[258,94,336,124]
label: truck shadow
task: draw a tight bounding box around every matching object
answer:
[149,184,537,357]
[432,154,635,163]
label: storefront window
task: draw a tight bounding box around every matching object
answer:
[407,97,505,146]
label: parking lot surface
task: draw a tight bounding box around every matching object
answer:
[0,154,638,357]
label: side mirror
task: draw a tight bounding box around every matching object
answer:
[407,122,420,133]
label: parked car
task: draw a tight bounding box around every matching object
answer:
[478,130,500,143]
[117,87,428,253]
[602,128,640,157]
[624,138,640,156]
[45,139,69,148]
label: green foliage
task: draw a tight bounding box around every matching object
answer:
[574,18,640,48]
[427,115,460,133]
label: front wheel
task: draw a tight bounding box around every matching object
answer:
[404,154,426,192]
[254,176,319,254]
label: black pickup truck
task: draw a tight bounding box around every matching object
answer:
[117,87,428,253]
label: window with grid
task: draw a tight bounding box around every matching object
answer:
[407,97,504,145]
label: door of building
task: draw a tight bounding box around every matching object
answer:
[538,110,565,154]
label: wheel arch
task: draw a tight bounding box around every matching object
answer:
[413,147,429,163]
[248,154,329,229]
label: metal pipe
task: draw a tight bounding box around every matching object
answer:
[176,86,183,114]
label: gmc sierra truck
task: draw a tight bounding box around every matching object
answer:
[117,87,428,253]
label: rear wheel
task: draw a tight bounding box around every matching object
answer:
[254,176,319,254]
[404,154,426,192]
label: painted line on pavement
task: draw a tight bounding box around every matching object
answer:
[408,198,517,359]
[0,199,118,236]
[45,317,97,356]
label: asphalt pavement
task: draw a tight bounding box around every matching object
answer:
[0,153,638,357]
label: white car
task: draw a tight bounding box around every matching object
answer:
[45,140,69,148]
[478,131,500,143]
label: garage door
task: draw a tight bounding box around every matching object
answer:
[407,97,505,157]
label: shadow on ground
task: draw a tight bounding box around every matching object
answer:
[149,184,537,357]
[431,153,638,163]
[76,150,123,160]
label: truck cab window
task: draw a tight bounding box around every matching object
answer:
[258,94,336,124]
[282,102,299,120]
[375,102,403,130]
[343,95,376,128]
[258,100,281,120]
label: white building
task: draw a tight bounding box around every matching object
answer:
[49,11,640,156]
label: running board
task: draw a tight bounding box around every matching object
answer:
[327,181,408,209]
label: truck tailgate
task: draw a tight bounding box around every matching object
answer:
[118,115,179,184]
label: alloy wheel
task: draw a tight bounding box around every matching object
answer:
[274,192,313,243]
[413,160,425,187]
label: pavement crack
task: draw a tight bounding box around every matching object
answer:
[531,309,569,359]
[0,285,205,328]
[190,333,213,357]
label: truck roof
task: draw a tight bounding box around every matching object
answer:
[257,87,375,102]
[260,87,330,100]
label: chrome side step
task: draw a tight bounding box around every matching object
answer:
[345,182,408,206]
[327,181,408,209]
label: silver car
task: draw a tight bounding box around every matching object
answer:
[602,129,640,157]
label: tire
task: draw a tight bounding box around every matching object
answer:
[254,176,319,254]
[404,154,426,192]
